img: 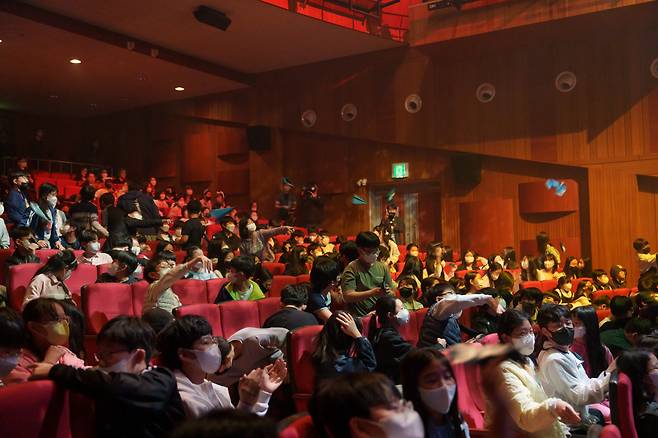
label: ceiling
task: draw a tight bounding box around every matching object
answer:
[0,0,401,117]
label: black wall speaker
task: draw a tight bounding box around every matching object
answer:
[246,125,272,151]
[452,154,482,186]
[194,6,231,31]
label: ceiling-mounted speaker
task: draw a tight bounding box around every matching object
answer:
[555,71,577,93]
[301,109,317,128]
[476,83,495,103]
[651,58,658,79]
[194,5,231,31]
[340,103,357,122]
[452,154,482,186]
[246,125,271,151]
[404,94,422,113]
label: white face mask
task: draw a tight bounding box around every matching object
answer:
[192,344,222,374]
[246,223,257,233]
[368,401,424,438]
[419,383,457,415]
[225,224,235,233]
[158,267,171,278]
[361,252,378,265]
[0,202,4,216]
[130,246,141,256]
[573,326,586,339]
[511,333,536,356]
[0,354,19,377]
[464,256,474,264]
[193,261,204,272]
[47,195,58,208]
[544,260,555,270]
[87,241,101,253]
[395,308,410,325]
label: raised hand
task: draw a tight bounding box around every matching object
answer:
[238,368,262,406]
[336,312,362,339]
[261,358,287,393]
[553,400,581,425]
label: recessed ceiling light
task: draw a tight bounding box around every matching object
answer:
[49,95,59,99]
[174,86,185,91]
[0,40,3,44]
[69,58,82,64]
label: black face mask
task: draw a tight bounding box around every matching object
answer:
[521,303,537,316]
[19,182,30,191]
[399,287,414,299]
[550,327,574,346]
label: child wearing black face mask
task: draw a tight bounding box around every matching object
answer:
[536,305,615,428]
[398,276,424,311]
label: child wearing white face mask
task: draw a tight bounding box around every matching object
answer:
[617,349,658,436]
[537,254,564,281]
[156,315,286,419]
[400,348,469,438]
[311,372,424,438]
[77,229,113,266]
[23,250,77,309]
[486,309,580,438]
[368,296,413,384]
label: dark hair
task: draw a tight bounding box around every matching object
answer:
[171,409,277,438]
[420,276,440,296]
[229,255,255,278]
[557,276,572,289]
[38,182,57,200]
[79,185,96,202]
[537,304,570,328]
[312,311,363,365]
[187,199,202,215]
[79,229,99,245]
[11,226,34,240]
[157,315,212,370]
[355,231,380,250]
[97,316,155,364]
[23,298,66,354]
[339,241,359,264]
[633,238,650,253]
[516,287,544,306]
[112,250,138,275]
[310,373,398,438]
[422,282,456,307]
[281,284,309,307]
[367,295,398,341]
[34,250,77,277]
[155,240,174,255]
[0,307,26,349]
[406,243,419,252]
[141,308,175,335]
[400,348,467,438]
[536,231,550,252]
[184,246,203,262]
[592,269,607,282]
[617,350,656,415]
[238,218,252,239]
[571,306,608,376]
[100,192,115,209]
[610,296,633,318]
[10,170,29,183]
[624,318,653,336]
[464,271,479,289]
[144,255,168,284]
[284,246,308,276]
[400,256,423,280]
[310,256,340,293]
[425,246,443,276]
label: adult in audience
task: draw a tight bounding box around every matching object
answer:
[536,304,613,424]
[398,275,424,311]
[94,178,114,200]
[209,327,288,387]
[592,269,613,291]
[513,287,543,322]
[68,184,108,237]
[609,264,628,289]
[263,284,317,331]
[417,283,502,348]
[374,225,400,266]
[600,296,634,332]
[30,182,65,249]
[401,348,472,438]
[341,231,394,317]
[97,250,140,284]
[283,246,308,276]
[117,181,161,236]
[367,295,413,383]
[537,231,561,265]
[239,218,291,263]
[419,276,441,307]
[175,199,204,250]
[601,317,653,357]
[5,298,84,385]
[616,349,658,436]
[0,308,26,385]
[487,309,579,438]
[157,315,286,418]
[563,256,581,280]
[571,306,613,377]
[274,178,296,224]
[23,250,77,308]
[143,252,212,314]
[456,249,477,271]
[5,171,32,226]
[634,237,657,284]
[0,201,9,249]
[5,226,40,268]
[183,246,222,280]
[59,219,80,250]
[312,310,376,382]
[214,255,265,303]
[171,409,277,438]
[77,229,113,265]
[537,254,563,281]
[29,316,185,437]
[216,216,240,251]
[425,243,447,280]
[307,256,340,324]
[398,255,424,288]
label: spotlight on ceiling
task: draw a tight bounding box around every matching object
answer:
[194,6,231,31]
[69,58,82,64]
[174,86,185,92]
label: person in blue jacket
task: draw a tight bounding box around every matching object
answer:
[5,171,33,227]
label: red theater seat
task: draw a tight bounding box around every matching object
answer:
[36,249,60,263]
[8,263,42,310]
[0,380,71,438]
[131,281,149,316]
[540,279,558,292]
[97,263,112,276]
[270,275,297,297]
[218,300,260,338]
[279,414,317,438]
[288,325,323,412]
[451,355,485,429]
[175,304,223,336]
[398,310,419,345]
[171,279,209,305]
[571,277,592,291]
[206,278,230,303]
[65,263,98,305]
[173,250,185,264]
[592,288,631,302]
[610,371,638,438]
[0,248,12,285]
[262,262,285,276]
[205,223,223,239]
[596,308,612,322]
[82,283,134,334]
[296,274,310,284]
[257,297,282,326]
[521,280,542,290]
[600,425,621,438]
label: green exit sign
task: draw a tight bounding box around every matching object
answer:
[392,162,409,179]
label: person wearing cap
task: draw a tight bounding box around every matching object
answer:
[274,177,296,225]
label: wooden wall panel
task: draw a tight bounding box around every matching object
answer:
[518,180,578,214]
[460,198,514,256]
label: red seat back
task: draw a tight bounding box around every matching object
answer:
[257,297,282,326]
[279,414,317,438]
[288,325,323,412]
[0,380,71,438]
[540,279,558,292]
[206,223,223,239]
[174,250,186,264]
[0,248,12,285]
[479,333,501,345]
[451,354,485,429]
[206,278,230,303]
[131,281,149,316]
[171,279,209,305]
[175,304,223,336]
[36,249,60,263]
[218,300,260,338]
[521,280,542,290]
[600,425,622,438]
[571,277,592,291]
[611,372,638,438]
[97,263,112,276]
[8,263,42,310]
[270,275,297,297]
[296,274,310,284]
[415,307,429,337]
[398,311,419,345]
[262,262,285,276]
[65,263,98,305]
[596,308,612,322]
[82,283,134,334]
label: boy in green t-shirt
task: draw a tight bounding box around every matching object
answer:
[215,255,265,303]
